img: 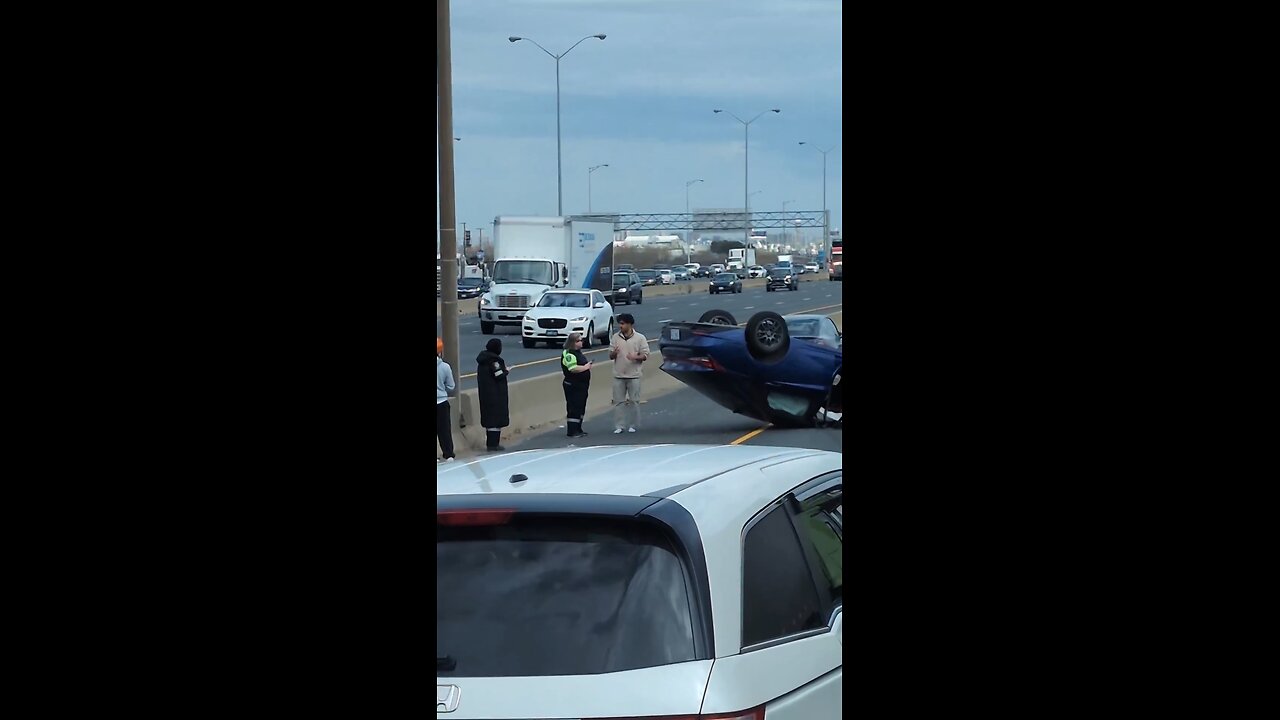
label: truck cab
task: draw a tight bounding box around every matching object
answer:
[478,216,614,335]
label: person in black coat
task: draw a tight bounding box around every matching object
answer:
[475,338,511,451]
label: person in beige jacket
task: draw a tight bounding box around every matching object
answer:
[607,313,649,433]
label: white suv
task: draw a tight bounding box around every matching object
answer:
[438,444,843,719]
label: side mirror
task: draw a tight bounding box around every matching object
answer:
[593,302,605,309]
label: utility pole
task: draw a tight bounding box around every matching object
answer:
[438,0,461,428]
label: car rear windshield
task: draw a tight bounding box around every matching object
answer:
[438,515,697,677]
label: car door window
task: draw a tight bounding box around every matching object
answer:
[793,476,843,616]
[741,505,825,649]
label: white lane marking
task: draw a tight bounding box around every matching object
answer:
[658,306,671,310]
[660,319,671,323]
[775,301,784,305]
[826,294,832,297]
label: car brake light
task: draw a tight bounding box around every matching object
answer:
[685,356,724,371]
[599,708,764,720]
[436,509,516,526]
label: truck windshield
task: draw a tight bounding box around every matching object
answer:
[492,261,554,285]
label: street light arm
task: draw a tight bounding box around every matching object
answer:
[561,33,606,58]
[714,109,748,125]
[512,36,557,59]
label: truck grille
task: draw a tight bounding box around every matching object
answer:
[538,318,568,329]
[496,295,530,308]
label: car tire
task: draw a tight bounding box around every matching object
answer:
[698,309,738,326]
[584,323,594,348]
[636,294,642,304]
[605,319,613,342]
[522,337,535,349]
[745,310,790,364]
[481,321,494,334]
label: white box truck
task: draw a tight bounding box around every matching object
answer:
[478,216,615,335]
[726,247,757,276]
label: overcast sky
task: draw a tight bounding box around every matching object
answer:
[442,0,842,242]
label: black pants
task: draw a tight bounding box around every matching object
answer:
[436,400,455,459]
[563,380,589,435]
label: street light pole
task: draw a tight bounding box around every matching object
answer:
[511,33,607,216]
[714,108,780,249]
[799,142,837,251]
[588,163,608,213]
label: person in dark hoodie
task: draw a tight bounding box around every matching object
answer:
[475,338,511,451]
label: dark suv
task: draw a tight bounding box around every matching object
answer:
[611,272,644,305]
[766,267,797,292]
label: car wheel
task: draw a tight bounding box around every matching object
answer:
[637,294,642,304]
[584,323,594,348]
[481,321,494,334]
[698,309,738,326]
[606,318,613,341]
[522,337,535,349]
[745,310,790,364]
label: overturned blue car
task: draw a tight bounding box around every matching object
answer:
[658,309,843,427]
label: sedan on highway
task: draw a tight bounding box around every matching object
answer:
[708,272,743,294]
[671,267,691,281]
[747,265,767,278]
[659,308,843,427]
[455,277,487,299]
[636,269,660,287]
[656,269,675,285]
[521,289,614,349]
[766,267,798,292]
[438,444,844,719]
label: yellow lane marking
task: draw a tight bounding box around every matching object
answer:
[730,425,772,445]
[459,302,842,379]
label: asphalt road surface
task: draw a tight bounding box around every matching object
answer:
[504,375,843,454]
[438,275,842,392]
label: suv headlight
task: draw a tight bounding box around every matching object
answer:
[480,297,491,306]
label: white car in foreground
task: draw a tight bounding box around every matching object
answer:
[438,444,843,719]
[520,289,614,349]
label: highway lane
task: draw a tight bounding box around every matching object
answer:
[437,275,842,392]
[501,372,843,455]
